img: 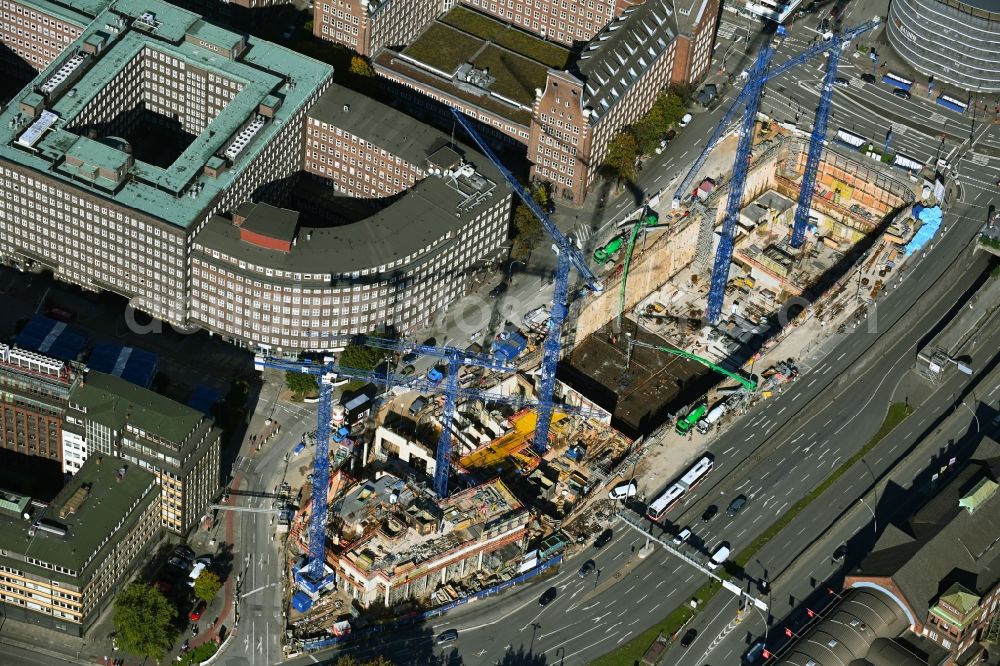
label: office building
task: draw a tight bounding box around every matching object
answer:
[188,83,511,351]
[375,0,720,203]
[0,0,109,88]
[887,0,1000,93]
[313,0,641,55]
[0,456,161,635]
[0,0,512,354]
[63,371,221,534]
[0,343,78,464]
[0,0,333,332]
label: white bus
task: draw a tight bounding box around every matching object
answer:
[646,456,714,522]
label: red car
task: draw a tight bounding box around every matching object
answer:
[189,601,206,621]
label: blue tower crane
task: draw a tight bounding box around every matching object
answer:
[671,19,880,322]
[789,23,879,247]
[705,38,778,324]
[253,352,606,594]
[344,334,514,498]
[449,108,604,455]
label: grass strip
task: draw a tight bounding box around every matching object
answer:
[592,402,912,664]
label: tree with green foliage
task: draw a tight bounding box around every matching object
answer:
[509,182,549,261]
[333,656,395,666]
[339,339,386,372]
[112,583,177,661]
[654,90,688,127]
[193,570,222,603]
[602,132,640,185]
[350,55,375,77]
[176,640,219,666]
[285,371,319,400]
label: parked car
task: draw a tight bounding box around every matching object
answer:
[488,281,508,299]
[680,628,698,648]
[402,352,418,363]
[832,543,848,562]
[400,364,416,376]
[189,601,206,621]
[436,629,458,644]
[701,505,719,522]
[292,441,306,456]
[172,546,194,562]
[861,73,877,84]
[892,88,911,100]
[679,113,693,128]
[594,528,614,548]
[578,559,597,578]
[727,495,748,516]
[834,77,850,87]
[538,587,558,606]
[167,556,190,571]
[672,527,692,545]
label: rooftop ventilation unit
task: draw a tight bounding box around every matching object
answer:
[16,110,59,149]
[224,114,267,161]
[40,52,88,95]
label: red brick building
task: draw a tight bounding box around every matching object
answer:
[529,0,719,202]
[374,0,719,204]
[460,0,640,45]
[0,344,77,464]
[313,0,448,57]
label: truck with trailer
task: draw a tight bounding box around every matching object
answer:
[675,403,707,435]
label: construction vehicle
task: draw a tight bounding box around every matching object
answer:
[675,403,708,435]
[696,403,728,434]
[594,236,625,263]
[615,207,665,334]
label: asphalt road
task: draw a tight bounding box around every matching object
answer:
[281,174,996,666]
[238,13,1000,666]
[679,349,1000,666]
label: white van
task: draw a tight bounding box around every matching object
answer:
[608,480,638,500]
[679,113,693,128]
[708,543,731,570]
[187,562,207,587]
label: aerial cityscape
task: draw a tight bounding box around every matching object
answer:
[0,0,998,663]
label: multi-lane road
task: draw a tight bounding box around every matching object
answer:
[241,11,1000,666]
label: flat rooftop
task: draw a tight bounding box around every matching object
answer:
[18,0,110,27]
[558,320,717,437]
[375,6,571,126]
[0,455,157,583]
[194,84,509,277]
[0,0,332,229]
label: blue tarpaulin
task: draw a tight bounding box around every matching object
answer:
[291,591,313,613]
[16,315,87,361]
[87,341,158,388]
[904,205,942,257]
[187,385,221,415]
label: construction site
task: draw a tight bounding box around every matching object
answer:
[267,22,961,654]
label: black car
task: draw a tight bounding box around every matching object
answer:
[834,77,850,87]
[892,88,911,100]
[578,559,596,578]
[539,587,558,606]
[402,352,418,363]
[861,73,876,84]
[727,495,748,517]
[172,545,195,561]
[832,543,848,562]
[488,281,508,299]
[701,505,719,522]
[680,628,698,648]
[594,528,614,548]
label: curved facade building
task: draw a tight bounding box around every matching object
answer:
[887,0,1000,92]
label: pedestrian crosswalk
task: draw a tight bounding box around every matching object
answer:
[573,224,596,245]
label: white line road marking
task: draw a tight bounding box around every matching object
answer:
[650,603,661,614]
[807,378,817,387]
[792,393,800,401]
[656,580,666,589]
[837,352,846,360]
[643,571,655,580]
[778,407,787,415]
[724,446,735,455]
[745,434,754,442]
[638,594,648,604]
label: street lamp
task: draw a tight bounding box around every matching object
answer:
[961,401,980,433]
[858,497,876,539]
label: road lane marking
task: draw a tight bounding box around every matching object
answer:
[837,352,846,360]
[650,604,661,614]
[778,407,787,415]
[807,378,817,387]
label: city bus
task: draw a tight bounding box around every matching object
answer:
[881,72,913,90]
[646,455,714,522]
[936,94,968,114]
